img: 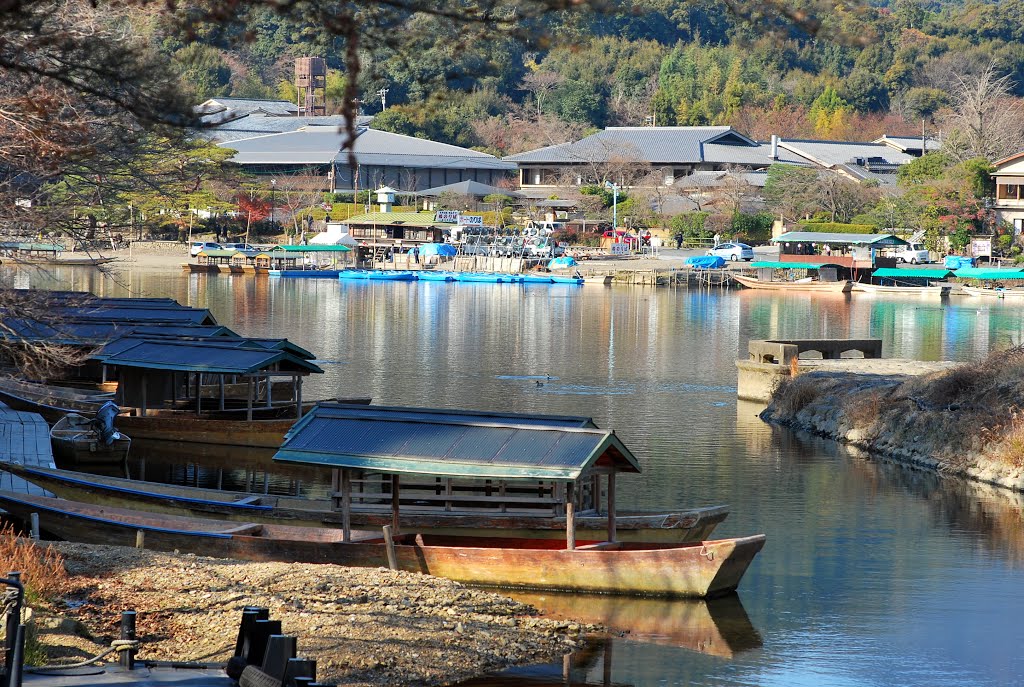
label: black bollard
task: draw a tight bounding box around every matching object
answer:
[281,658,316,687]
[261,635,297,681]
[234,607,270,659]
[120,611,136,670]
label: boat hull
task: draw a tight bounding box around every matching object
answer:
[851,283,950,296]
[1,463,728,544]
[733,275,852,292]
[50,435,131,467]
[114,413,296,448]
[0,492,764,598]
[961,285,1024,298]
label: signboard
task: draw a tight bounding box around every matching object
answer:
[971,238,992,258]
[434,210,460,223]
[610,243,631,255]
[461,215,484,226]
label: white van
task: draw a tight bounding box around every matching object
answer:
[894,243,930,264]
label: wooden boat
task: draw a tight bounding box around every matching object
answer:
[733,274,852,293]
[850,282,951,297]
[0,462,727,544]
[1,256,118,267]
[49,415,131,467]
[0,377,369,448]
[0,491,765,598]
[961,285,1024,298]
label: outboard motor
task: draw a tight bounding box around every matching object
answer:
[92,401,123,446]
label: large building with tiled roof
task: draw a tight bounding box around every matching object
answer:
[504,126,931,192]
[217,127,515,192]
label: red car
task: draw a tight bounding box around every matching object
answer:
[603,230,639,244]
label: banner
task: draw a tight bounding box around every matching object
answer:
[435,210,460,223]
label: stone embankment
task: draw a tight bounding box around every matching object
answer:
[760,347,1024,492]
[35,543,597,687]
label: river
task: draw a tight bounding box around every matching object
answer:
[32,267,1024,686]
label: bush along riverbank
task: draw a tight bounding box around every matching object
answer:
[760,346,1024,492]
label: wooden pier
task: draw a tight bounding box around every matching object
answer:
[0,403,56,495]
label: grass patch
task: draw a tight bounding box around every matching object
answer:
[0,524,69,603]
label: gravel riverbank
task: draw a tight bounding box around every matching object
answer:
[35,543,597,686]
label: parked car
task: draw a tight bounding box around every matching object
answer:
[190,241,222,257]
[893,242,930,264]
[603,230,639,244]
[221,242,256,252]
[707,242,754,261]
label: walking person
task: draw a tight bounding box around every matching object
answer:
[674,232,683,249]
[412,245,419,264]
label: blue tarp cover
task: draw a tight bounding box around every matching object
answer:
[548,256,577,268]
[419,243,457,257]
[685,256,726,269]
[944,255,974,269]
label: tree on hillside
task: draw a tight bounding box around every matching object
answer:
[942,62,1024,162]
[763,164,820,223]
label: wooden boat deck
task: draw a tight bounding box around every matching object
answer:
[0,403,55,496]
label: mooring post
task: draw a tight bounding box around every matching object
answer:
[29,514,38,541]
[120,610,136,669]
[4,571,21,679]
[382,525,398,571]
[135,530,145,549]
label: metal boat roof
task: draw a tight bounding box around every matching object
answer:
[750,261,825,270]
[772,232,909,246]
[273,403,639,480]
[95,339,323,374]
[55,306,217,326]
[953,268,1024,280]
[871,268,953,279]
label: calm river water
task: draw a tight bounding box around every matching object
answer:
[32,267,1024,686]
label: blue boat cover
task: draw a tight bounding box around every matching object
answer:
[548,256,577,268]
[419,243,457,257]
[944,255,974,269]
[685,256,726,269]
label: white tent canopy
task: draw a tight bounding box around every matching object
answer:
[310,223,359,246]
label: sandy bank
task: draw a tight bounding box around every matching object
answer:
[760,348,1024,492]
[34,543,595,686]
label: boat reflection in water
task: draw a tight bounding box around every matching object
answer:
[506,591,762,658]
[457,594,763,687]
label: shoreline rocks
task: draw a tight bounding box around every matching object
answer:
[760,360,1024,493]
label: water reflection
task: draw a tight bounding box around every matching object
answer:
[507,592,762,658]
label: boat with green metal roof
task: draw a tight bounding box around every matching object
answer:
[954,268,1024,298]
[850,268,954,297]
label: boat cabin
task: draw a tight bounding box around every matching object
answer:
[772,232,909,270]
[95,338,322,419]
[273,403,641,550]
[253,251,301,270]
[196,249,237,266]
[267,244,353,269]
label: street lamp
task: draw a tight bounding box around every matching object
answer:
[270,179,277,226]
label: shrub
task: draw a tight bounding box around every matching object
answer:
[793,222,875,234]
[0,525,69,602]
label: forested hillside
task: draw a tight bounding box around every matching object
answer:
[160,1,1024,154]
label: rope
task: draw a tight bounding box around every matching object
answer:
[26,639,140,672]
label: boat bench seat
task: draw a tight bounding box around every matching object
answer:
[575,542,624,550]
[219,523,264,536]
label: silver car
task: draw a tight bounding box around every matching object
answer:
[707,242,754,261]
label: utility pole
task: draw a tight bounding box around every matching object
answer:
[378,87,389,112]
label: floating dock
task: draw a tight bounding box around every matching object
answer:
[0,403,55,495]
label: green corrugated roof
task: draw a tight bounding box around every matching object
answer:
[271,245,351,252]
[750,261,824,270]
[954,268,1024,280]
[197,249,239,257]
[872,268,953,279]
[273,403,640,481]
[773,232,909,246]
[346,211,456,226]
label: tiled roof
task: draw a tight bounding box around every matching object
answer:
[504,127,755,165]
[220,128,514,170]
[344,211,457,226]
[195,114,372,143]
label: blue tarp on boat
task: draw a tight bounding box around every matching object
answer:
[685,256,726,269]
[419,243,457,257]
[547,256,577,269]
[944,255,974,269]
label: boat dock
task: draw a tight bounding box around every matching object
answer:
[0,403,55,495]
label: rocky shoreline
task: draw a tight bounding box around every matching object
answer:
[32,543,597,686]
[759,349,1024,492]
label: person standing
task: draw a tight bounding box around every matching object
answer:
[412,245,419,264]
[674,232,683,249]
[713,232,721,247]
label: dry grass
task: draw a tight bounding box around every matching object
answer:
[845,389,882,430]
[0,525,69,601]
[771,375,821,416]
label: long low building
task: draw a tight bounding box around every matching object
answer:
[219,127,516,192]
